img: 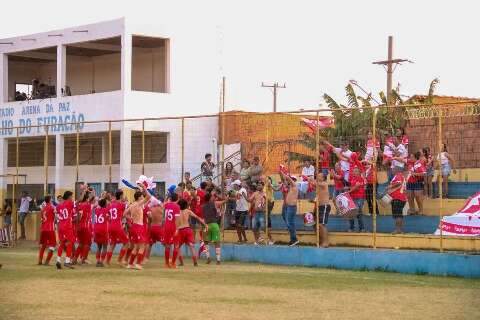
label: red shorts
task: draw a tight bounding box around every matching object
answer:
[109,227,128,245]
[94,229,109,245]
[174,227,194,246]
[163,224,176,245]
[58,228,75,243]
[39,230,56,247]
[77,227,92,246]
[129,223,146,244]
[149,225,164,244]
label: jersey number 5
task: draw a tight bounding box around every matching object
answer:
[165,209,173,221]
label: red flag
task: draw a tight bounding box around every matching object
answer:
[301,117,334,132]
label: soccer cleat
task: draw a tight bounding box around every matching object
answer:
[194,261,198,267]
[133,264,143,270]
[289,240,300,247]
[64,263,74,269]
[206,257,211,265]
[43,262,50,266]
[37,262,43,266]
[126,264,133,269]
[253,242,259,246]
[268,241,275,246]
[56,261,62,270]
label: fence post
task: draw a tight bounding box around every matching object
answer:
[438,112,444,252]
[108,121,112,185]
[372,107,378,249]
[315,111,320,248]
[75,122,80,184]
[142,119,145,175]
[44,125,49,196]
[13,127,19,243]
[181,118,185,182]
[265,118,270,242]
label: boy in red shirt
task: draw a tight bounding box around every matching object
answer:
[55,191,75,269]
[388,166,408,233]
[93,198,109,267]
[163,193,180,268]
[106,190,129,265]
[347,166,366,232]
[38,196,56,265]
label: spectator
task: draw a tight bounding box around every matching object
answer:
[18,191,32,239]
[347,166,366,232]
[249,156,263,184]
[184,171,191,184]
[200,153,215,182]
[240,160,250,182]
[325,141,353,182]
[318,144,332,180]
[396,128,409,152]
[224,162,238,191]
[315,173,330,247]
[423,147,434,198]
[225,189,237,229]
[388,166,408,234]
[279,171,299,246]
[232,180,248,243]
[301,159,315,178]
[365,161,379,216]
[437,143,456,198]
[365,131,380,162]
[391,136,407,171]
[407,152,426,215]
[249,182,267,245]
[1,200,12,243]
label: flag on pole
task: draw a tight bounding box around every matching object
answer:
[301,117,334,132]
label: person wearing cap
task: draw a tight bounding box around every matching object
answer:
[387,166,408,234]
[279,171,299,246]
[232,180,248,243]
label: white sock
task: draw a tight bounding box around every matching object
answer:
[215,247,221,262]
[56,256,62,263]
[65,257,71,264]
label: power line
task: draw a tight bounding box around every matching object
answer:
[261,82,286,112]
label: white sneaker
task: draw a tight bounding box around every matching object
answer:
[126,264,134,269]
[289,240,300,247]
[133,264,143,270]
[268,241,275,245]
[253,242,259,246]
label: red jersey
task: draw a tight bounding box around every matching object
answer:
[319,145,332,169]
[390,173,407,201]
[408,160,426,183]
[77,202,92,230]
[182,191,192,204]
[94,207,109,232]
[349,175,366,199]
[332,169,344,191]
[196,188,206,218]
[365,165,376,184]
[164,202,180,228]
[108,200,126,230]
[56,199,75,232]
[41,204,55,232]
[402,135,409,146]
[190,192,198,213]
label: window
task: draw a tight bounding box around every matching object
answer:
[64,132,120,166]
[8,137,55,167]
[131,131,167,164]
[15,83,32,101]
[132,36,170,93]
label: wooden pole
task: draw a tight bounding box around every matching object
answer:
[372,108,378,249]
[438,112,444,252]
[315,111,320,248]
[13,128,19,242]
[220,76,226,242]
[181,118,185,182]
[76,123,80,183]
[44,125,49,196]
[265,117,270,241]
[108,121,112,184]
[142,120,145,175]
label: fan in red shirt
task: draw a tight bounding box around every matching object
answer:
[106,190,129,266]
[93,198,109,267]
[163,193,181,268]
[388,166,408,234]
[319,144,332,179]
[406,151,426,215]
[55,191,76,269]
[347,166,366,232]
[193,182,208,242]
[73,190,95,265]
[38,196,56,266]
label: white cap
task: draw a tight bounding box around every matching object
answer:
[232,180,242,186]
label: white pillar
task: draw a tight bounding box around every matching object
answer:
[54,134,64,194]
[121,34,132,92]
[119,125,131,187]
[56,45,66,98]
[0,53,8,102]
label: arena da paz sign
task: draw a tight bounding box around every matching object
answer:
[0,101,86,136]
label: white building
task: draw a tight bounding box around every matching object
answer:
[0,18,222,200]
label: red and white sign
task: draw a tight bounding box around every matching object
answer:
[301,117,334,132]
[434,192,480,236]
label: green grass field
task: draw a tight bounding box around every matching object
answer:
[1,243,479,320]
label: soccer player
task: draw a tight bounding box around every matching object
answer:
[106,190,129,266]
[202,192,225,265]
[163,193,180,268]
[55,191,76,269]
[38,196,56,265]
[171,199,207,267]
[124,186,150,270]
[74,188,95,265]
[149,197,164,252]
[93,198,109,267]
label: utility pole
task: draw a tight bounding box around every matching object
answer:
[261,82,286,112]
[372,36,412,105]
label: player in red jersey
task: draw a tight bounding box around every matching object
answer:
[163,193,180,268]
[171,199,207,268]
[38,196,56,266]
[106,190,129,266]
[93,198,109,267]
[55,191,75,269]
[73,188,95,265]
[141,202,152,264]
[124,185,151,270]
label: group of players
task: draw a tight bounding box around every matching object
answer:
[37,180,224,271]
